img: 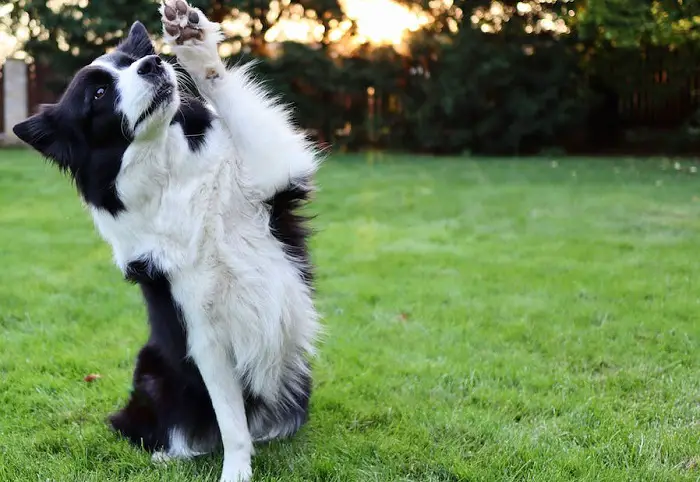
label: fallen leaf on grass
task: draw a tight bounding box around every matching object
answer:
[84,374,101,383]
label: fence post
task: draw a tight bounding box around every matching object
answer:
[2,59,29,145]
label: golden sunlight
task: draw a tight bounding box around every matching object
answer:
[340,0,431,46]
[219,0,432,51]
[0,0,434,62]
[0,0,576,63]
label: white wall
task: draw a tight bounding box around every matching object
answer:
[2,59,28,145]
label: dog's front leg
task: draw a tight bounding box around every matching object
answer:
[161,0,318,200]
[188,331,253,482]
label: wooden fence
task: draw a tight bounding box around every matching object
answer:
[596,47,700,129]
[617,73,700,129]
[27,62,59,114]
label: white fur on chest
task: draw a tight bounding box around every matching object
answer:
[91,122,230,273]
[90,120,317,398]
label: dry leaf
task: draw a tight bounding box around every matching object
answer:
[84,374,102,383]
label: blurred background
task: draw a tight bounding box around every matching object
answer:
[1,0,699,156]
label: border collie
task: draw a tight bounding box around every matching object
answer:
[12,1,321,480]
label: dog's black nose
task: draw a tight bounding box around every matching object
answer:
[137,55,163,76]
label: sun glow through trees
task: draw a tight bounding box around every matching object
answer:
[2,0,435,61]
[0,1,572,63]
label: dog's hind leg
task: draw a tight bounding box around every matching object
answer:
[160,0,318,200]
[109,343,220,461]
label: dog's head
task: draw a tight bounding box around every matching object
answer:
[13,22,178,202]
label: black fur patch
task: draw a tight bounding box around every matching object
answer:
[12,67,130,216]
[109,342,221,452]
[265,181,314,286]
[245,365,312,442]
[111,260,219,452]
[124,258,160,284]
[171,98,213,152]
[10,20,160,217]
[101,51,138,69]
[117,21,156,59]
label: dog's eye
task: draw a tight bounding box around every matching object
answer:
[94,86,107,100]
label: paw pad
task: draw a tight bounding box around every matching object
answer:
[162,0,203,44]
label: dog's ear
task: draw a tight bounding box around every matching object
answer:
[13,106,72,170]
[118,21,156,58]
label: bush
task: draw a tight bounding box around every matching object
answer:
[394,28,591,155]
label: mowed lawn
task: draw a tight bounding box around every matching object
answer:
[2,149,700,482]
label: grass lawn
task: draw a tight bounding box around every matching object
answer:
[2,150,700,481]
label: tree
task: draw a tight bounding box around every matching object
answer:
[576,0,700,48]
[11,0,343,76]
[574,0,700,148]
[209,0,343,55]
[11,0,161,80]
[297,0,344,47]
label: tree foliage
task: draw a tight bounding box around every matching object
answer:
[12,0,160,76]
[9,0,700,155]
[576,0,700,47]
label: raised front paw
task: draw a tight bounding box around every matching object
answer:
[161,0,204,45]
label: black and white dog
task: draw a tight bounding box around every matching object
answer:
[12,1,320,480]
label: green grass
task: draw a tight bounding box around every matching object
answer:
[2,150,700,481]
